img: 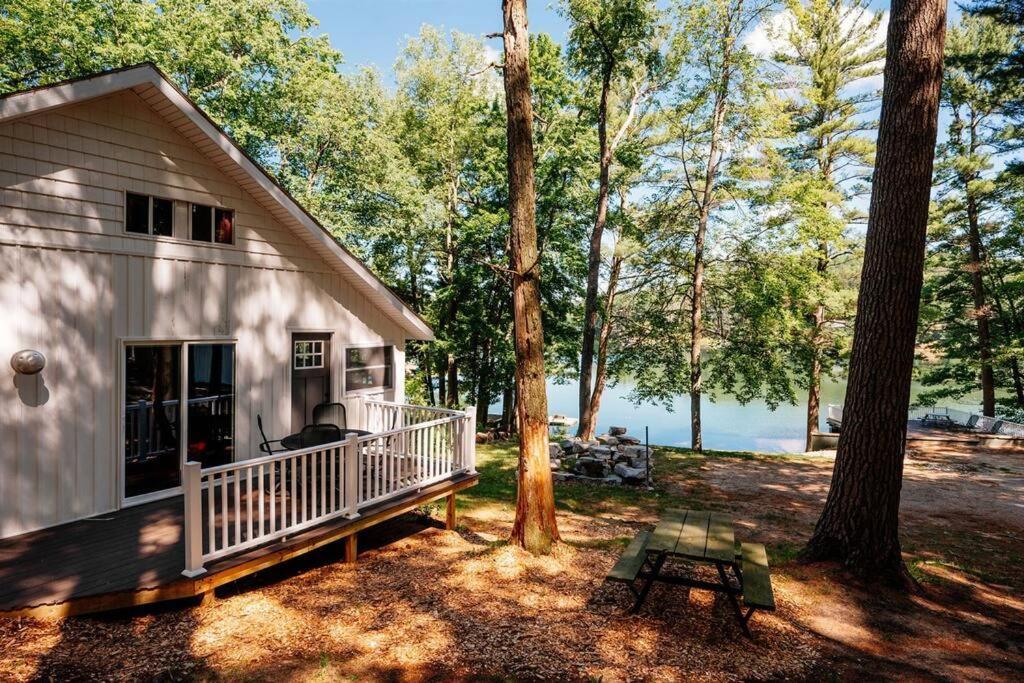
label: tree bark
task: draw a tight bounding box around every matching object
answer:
[803,0,947,586]
[504,0,559,554]
[577,65,614,439]
[583,251,623,441]
[965,192,996,416]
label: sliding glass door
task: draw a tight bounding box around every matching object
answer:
[124,345,182,499]
[187,344,235,468]
[123,342,235,501]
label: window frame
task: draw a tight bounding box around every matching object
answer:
[123,191,175,238]
[189,203,235,246]
[343,344,394,395]
[293,339,326,370]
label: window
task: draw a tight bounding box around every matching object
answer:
[125,193,174,237]
[345,345,393,393]
[294,340,325,369]
[191,203,234,245]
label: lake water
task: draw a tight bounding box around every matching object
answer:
[495,377,979,453]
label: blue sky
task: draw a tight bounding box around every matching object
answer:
[309,1,569,79]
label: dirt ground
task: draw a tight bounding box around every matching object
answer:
[1,440,1022,682]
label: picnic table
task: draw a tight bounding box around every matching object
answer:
[607,509,775,636]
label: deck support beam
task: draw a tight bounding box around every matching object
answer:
[344,533,358,563]
[445,493,457,530]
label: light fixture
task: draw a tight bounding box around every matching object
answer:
[10,349,45,375]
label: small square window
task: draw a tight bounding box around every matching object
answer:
[125,193,149,234]
[153,197,173,236]
[293,340,325,370]
[191,204,213,242]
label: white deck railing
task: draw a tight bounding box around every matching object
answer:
[182,401,476,576]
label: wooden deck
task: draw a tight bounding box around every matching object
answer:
[0,473,477,618]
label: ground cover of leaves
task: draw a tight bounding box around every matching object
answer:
[1,440,1021,681]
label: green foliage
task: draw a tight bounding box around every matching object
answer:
[920,14,1024,410]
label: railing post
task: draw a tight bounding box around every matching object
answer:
[464,406,477,474]
[182,461,206,578]
[350,395,366,431]
[344,432,360,519]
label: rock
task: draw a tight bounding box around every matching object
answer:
[603,474,623,485]
[614,462,647,483]
[623,445,651,458]
[552,471,576,483]
[475,432,493,444]
[609,426,627,436]
[575,456,609,478]
[629,456,651,470]
[549,443,562,458]
[560,439,575,451]
[586,439,601,448]
[596,434,620,446]
[570,440,590,454]
[590,445,614,458]
[549,458,561,471]
[618,435,641,445]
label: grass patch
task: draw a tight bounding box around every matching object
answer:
[462,441,723,519]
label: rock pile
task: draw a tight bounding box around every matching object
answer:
[548,426,652,486]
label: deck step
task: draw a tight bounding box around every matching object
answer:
[607,531,651,583]
[740,542,775,611]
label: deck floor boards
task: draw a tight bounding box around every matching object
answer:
[0,473,476,614]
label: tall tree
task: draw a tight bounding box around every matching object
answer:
[770,0,884,449]
[666,0,774,451]
[920,14,1021,416]
[504,0,560,554]
[803,0,947,585]
[562,0,660,440]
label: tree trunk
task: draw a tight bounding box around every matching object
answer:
[806,303,825,451]
[689,70,730,453]
[504,0,559,554]
[1011,358,1024,407]
[803,0,947,586]
[475,336,492,431]
[577,65,614,438]
[966,192,996,417]
[501,384,514,434]
[583,252,623,441]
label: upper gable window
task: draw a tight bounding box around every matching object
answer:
[191,204,234,245]
[125,193,173,237]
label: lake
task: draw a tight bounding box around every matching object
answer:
[493,377,979,453]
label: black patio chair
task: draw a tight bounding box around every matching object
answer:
[257,414,286,455]
[312,402,347,431]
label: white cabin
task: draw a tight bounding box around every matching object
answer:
[0,64,441,542]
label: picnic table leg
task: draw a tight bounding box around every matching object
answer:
[629,552,666,613]
[715,562,750,637]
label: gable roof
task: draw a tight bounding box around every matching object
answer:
[0,63,433,341]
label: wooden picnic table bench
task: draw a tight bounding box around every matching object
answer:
[607,509,775,636]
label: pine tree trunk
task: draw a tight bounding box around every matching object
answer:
[966,193,996,417]
[577,66,613,439]
[806,304,825,451]
[504,0,559,554]
[803,0,947,586]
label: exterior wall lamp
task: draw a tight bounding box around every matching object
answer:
[10,349,46,375]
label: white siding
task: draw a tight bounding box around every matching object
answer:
[0,90,406,538]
